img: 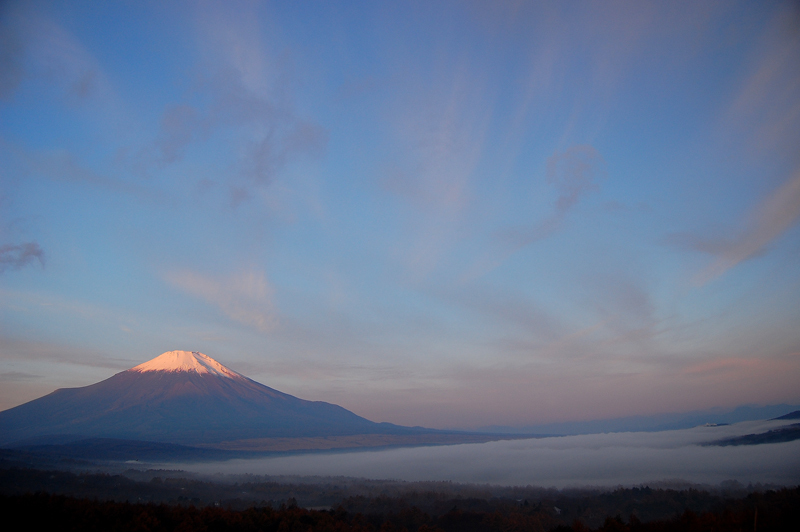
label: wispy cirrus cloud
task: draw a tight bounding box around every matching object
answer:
[462,145,606,281]
[0,6,114,105]
[667,3,800,285]
[377,1,681,285]
[0,137,161,201]
[0,371,41,382]
[0,333,128,370]
[680,353,800,395]
[668,169,800,285]
[717,1,800,158]
[501,145,606,247]
[425,283,565,346]
[381,58,494,281]
[548,145,606,213]
[165,270,278,333]
[0,242,44,273]
[0,17,24,100]
[136,2,327,206]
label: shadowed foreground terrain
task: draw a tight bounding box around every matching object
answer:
[1,467,798,531]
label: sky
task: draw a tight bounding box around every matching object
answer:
[1,0,799,431]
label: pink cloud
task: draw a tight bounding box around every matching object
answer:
[691,169,800,285]
[165,269,278,333]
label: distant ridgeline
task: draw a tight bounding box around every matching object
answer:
[476,406,800,436]
[0,351,522,455]
[703,410,800,447]
[772,410,800,421]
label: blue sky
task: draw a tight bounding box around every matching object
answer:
[1,0,799,430]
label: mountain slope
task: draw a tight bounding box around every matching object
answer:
[0,351,418,446]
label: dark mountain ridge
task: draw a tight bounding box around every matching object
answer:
[772,410,800,421]
[0,351,428,447]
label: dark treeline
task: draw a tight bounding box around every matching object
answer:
[2,488,799,531]
[2,465,800,531]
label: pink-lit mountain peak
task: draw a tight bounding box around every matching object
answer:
[0,349,418,445]
[129,350,243,379]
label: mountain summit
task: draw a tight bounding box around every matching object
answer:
[0,350,416,446]
[130,350,244,378]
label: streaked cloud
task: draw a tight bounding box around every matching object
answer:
[498,144,606,248]
[0,371,40,381]
[682,352,800,382]
[0,17,24,100]
[0,137,161,200]
[718,1,800,156]
[548,145,606,213]
[0,7,113,105]
[165,270,278,333]
[463,145,606,281]
[0,242,44,273]
[426,284,564,345]
[381,60,493,281]
[0,333,127,371]
[668,169,800,285]
[1,1,799,429]
[135,1,328,206]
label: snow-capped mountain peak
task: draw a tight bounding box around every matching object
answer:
[1,349,402,446]
[129,350,243,379]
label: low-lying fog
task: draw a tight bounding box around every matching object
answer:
[167,420,800,488]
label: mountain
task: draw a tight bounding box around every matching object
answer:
[772,410,800,421]
[0,351,424,447]
[474,403,800,436]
